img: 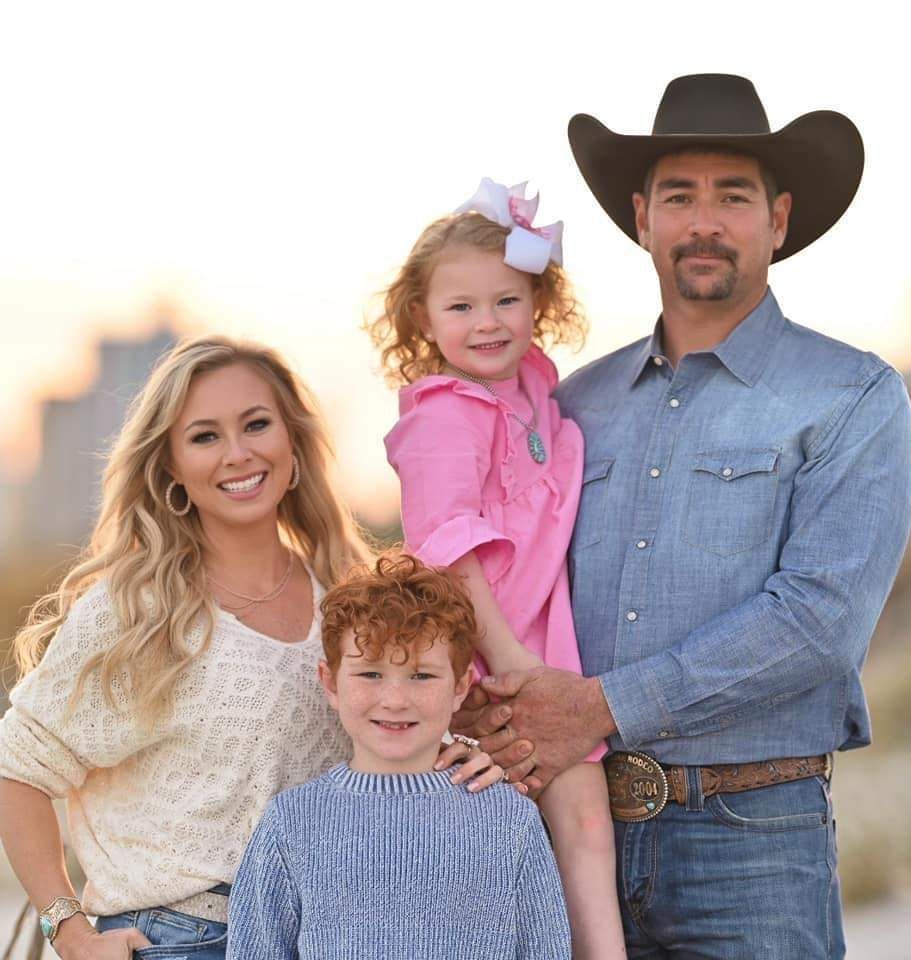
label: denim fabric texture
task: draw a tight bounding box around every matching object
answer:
[95,905,227,959]
[613,770,844,958]
[556,289,911,763]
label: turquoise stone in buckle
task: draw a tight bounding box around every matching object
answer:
[605,750,670,822]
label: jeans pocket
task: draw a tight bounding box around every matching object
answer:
[706,775,830,832]
[571,457,615,549]
[682,447,780,557]
[133,908,227,958]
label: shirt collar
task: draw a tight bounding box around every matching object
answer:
[630,288,786,389]
[629,326,666,387]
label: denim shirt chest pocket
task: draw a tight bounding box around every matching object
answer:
[682,447,781,557]
[572,457,616,549]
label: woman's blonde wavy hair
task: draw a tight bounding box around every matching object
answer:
[11,335,372,726]
[368,211,587,386]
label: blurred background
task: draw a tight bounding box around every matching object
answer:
[1,1,908,956]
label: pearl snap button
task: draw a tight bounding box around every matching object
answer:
[669,398,680,408]
[636,540,648,549]
[626,610,639,622]
[649,467,661,478]
[722,467,734,478]
[653,356,664,366]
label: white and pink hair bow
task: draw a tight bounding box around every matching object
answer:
[453,178,564,275]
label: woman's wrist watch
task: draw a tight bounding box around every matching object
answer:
[38,896,85,943]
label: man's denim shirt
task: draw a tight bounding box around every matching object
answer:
[555,289,911,764]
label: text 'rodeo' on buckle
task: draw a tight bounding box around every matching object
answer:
[605,751,670,822]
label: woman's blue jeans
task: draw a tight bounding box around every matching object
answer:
[613,770,845,958]
[95,899,228,959]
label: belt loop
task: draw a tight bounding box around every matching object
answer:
[685,766,704,811]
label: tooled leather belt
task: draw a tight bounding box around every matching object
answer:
[604,751,831,823]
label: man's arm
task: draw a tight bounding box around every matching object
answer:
[602,366,911,747]
[474,367,911,779]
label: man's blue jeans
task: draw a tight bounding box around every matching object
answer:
[613,769,845,958]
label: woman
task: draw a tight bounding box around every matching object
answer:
[0,336,500,960]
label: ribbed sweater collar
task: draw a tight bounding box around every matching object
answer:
[327,763,457,795]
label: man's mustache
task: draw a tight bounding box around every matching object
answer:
[671,241,738,263]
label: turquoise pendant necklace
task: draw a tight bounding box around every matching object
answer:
[445,364,547,464]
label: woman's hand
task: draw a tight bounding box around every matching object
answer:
[53,914,152,959]
[435,739,527,795]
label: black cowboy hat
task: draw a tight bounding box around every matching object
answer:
[568,74,864,262]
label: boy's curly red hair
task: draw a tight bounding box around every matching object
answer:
[368,211,587,386]
[320,552,478,677]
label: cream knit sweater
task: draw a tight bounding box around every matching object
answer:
[0,571,351,917]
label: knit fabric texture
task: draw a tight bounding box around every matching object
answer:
[227,764,571,959]
[0,572,351,916]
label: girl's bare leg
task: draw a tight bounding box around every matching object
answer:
[539,762,627,960]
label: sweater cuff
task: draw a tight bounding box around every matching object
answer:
[0,710,87,799]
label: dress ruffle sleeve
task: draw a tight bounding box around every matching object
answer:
[385,379,516,583]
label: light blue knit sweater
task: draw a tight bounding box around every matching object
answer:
[227,763,571,959]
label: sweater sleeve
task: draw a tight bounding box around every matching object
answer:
[515,811,571,959]
[227,801,300,960]
[0,584,159,797]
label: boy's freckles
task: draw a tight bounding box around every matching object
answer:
[321,629,471,775]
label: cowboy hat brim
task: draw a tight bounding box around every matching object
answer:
[568,110,864,262]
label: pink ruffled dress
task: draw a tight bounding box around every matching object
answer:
[385,345,606,761]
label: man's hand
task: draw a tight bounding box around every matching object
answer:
[451,684,542,791]
[478,666,616,789]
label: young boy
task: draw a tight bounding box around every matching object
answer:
[226,552,571,959]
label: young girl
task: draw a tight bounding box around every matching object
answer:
[369,179,627,960]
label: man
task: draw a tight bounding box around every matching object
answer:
[454,74,911,957]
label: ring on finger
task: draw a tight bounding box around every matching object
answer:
[502,769,511,784]
[452,733,481,750]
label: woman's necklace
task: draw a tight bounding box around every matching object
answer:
[444,363,547,464]
[207,550,296,613]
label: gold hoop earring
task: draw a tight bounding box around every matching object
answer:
[288,455,300,491]
[165,480,192,516]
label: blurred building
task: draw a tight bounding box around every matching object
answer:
[22,329,175,548]
[0,482,23,550]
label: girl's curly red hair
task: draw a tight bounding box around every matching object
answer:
[368,211,587,386]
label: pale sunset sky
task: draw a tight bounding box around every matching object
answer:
[1,2,907,525]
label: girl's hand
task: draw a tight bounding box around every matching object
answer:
[435,740,528,796]
[55,917,152,960]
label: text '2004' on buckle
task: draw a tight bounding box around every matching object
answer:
[605,751,669,822]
